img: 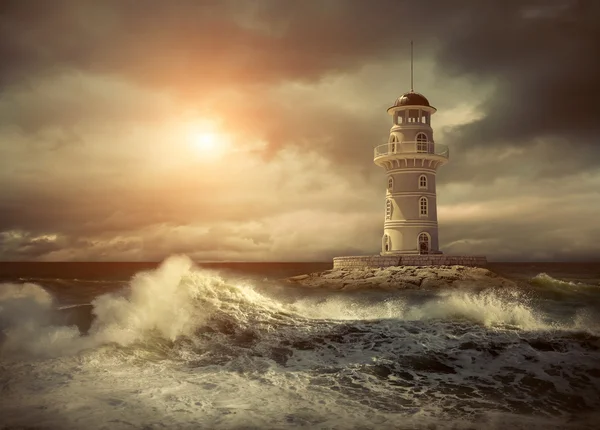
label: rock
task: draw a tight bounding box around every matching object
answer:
[287,274,310,281]
[282,265,517,291]
[321,271,346,280]
[420,278,445,289]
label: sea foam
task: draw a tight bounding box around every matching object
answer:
[1,256,600,430]
[0,255,596,359]
[0,255,287,358]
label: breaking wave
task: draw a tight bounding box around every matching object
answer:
[1,256,600,429]
[0,256,289,357]
[531,272,581,289]
[1,256,598,359]
[530,272,600,292]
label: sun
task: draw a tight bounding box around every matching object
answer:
[186,126,229,160]
[192,132,219,152]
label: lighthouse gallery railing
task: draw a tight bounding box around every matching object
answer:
[374,141,449,159]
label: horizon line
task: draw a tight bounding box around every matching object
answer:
[1,260,599,264]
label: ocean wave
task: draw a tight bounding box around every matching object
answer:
[531,272,598,289]
[1,256,600,429]
[291,288,547,329]
[0,255,295,358]
[1,255,598,360]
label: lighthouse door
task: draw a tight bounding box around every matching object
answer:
[383,234,391,252]
[418,233,429,254]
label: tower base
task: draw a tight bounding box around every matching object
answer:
[380,250,443,256]
[332,254,487,269]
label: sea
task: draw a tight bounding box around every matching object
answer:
[1,256,599,430]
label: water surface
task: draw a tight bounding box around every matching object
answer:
[1,258,599,429]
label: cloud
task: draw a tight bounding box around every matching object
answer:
[436,0,600,173]
[0,0,599,261]
[0,73,174,133]
[0,0,429,92]
[5,0,596,164]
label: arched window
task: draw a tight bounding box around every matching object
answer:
[419,174,427,189]
[386,199,393,220]
[416,133,428,153]
[419,197,428,216]
[388,176,394,191]
[418,232,430,254]
[383,234,391,252]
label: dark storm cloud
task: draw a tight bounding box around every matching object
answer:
[0,230,66,260]
[1,0,599,261]
[0,184,275,238]
[442,218,600,262]
[0,0,431,172]
[0,157,381,249]
[436,0,600,171]
[3,0,597,170]
[0,0,431,93]
[216,88,390,180]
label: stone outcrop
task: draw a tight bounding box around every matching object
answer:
[284,265,515,291]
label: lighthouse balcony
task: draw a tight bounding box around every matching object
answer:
[374,141,449,164]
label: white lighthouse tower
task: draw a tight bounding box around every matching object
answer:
[374,47,449,255]
[332,44,487,270]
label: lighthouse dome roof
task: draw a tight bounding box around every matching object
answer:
[392,91,431,108]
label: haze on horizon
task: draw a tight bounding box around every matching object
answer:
[1,0,599,263]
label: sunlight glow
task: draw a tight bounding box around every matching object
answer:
[191,132,219,152]
[185,120,228,160]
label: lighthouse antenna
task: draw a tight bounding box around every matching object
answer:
[410,40,414,92]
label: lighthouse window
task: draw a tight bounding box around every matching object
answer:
[388,176,393,191]
[419,175,427,189]
[408,109,419,123]
[384,234,391,252]
[416,133,428,152]
[386,199,393,220]
[419,197,428,216]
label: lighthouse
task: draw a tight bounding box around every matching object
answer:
[374,89,448,255]
[332,43,487,269]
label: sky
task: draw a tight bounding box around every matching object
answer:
[1,0,599,262]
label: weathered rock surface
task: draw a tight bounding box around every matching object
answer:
[284,265,516,291]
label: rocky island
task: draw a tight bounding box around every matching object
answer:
[284,265,516,291]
